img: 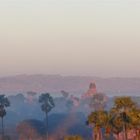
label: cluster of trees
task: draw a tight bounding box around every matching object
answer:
[1,92,140,140]
[0,93,55,140]
[87,96,140,140]
[63,93,140,140]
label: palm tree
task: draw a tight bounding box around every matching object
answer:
[114,96,135,112]
[39,93,55,140]
[0,95,10,139]
[109,110,124,140]
[111,96,135,140]
[87,110,108,140]
[127,108,140,140]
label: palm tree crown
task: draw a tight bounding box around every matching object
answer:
[0,95,10,108]
[0,95,10,139]
[39,93,55,113]
[0,95,10,118]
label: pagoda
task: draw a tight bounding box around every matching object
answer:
[81,82,97,99]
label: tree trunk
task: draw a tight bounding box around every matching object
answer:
[123,122,127,140]
[94,127,102,140]
[123,109,127,140]
[93,127,97,140]
[1,117,4,140]
[124,124,127,140]
[46,113,48,140]
[99,128,103,140]
[98,128,102,140]
[117,134,119,140]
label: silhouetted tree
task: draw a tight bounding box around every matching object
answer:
[27,91,37,103]
[87,110,108,140]
[0,95,10,139]
[90,93,108,111]
[61,90,69,99]
[112,96,135,140]
[17,119,45,140]
[39,93,55,140]
[66,99,74,112]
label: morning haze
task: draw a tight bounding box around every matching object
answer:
[0,0,140,77]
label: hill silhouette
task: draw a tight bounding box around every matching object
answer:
[0,74,140,96]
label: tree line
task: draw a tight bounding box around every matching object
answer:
[86,96,140,140]
[0,93,55,140]
[1,93,140,140]
[64,95,140,140]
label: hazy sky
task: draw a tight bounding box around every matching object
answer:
[0,0,140,77]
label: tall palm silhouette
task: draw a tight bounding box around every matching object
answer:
[0,95,10,139]
[39,93,55,140]
[110,96,135,140]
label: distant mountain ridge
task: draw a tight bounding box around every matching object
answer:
[0,74,140,96]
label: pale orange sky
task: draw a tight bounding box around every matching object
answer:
[0,0,140,77]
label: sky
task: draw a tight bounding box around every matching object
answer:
[0,0,140,77]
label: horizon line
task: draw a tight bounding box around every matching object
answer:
[0,73,140,79]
